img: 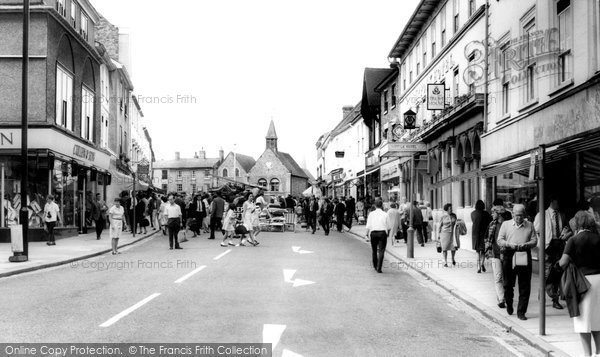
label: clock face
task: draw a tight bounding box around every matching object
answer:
[266,162,273,169]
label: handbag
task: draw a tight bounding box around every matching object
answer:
[512,251,528,268]
[436,240,442,253]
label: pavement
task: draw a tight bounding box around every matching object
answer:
[347,224,580,357]
[0,228,160,278]
[0,226,542,356]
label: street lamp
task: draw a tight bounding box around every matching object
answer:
[10,0,30,263]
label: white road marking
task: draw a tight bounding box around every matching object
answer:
[292,279,315,288]
[291,246,313,254]
[99,293,161,327]
[174,266,207,284]
[213,249,231,260]
[283,269,297,283]
[283,269,315,288]
[282,349,303,357]
[488,336,525,357]
[262,324,286,350]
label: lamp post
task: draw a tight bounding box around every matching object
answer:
[11,0,30,263]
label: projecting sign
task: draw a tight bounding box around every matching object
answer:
[427,84,446,110]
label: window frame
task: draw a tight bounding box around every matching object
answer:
[177,183,183,192]
[177,170,182,179]
[500,43,510,117]
[81,85,94,142]
[55,64,73,131]
[522,18,537,104]
[440,5,447,47]
[556,0,573,85]
[258,178,268,188]
[70,1,77,27]
[80,12,89,41]
[391,84,397,108]
[469,0,476,17]
[162,170,168,180]
[222,169,228,178]
[270,178,280,192]
[383,90,389,113]
[191,170,196,179]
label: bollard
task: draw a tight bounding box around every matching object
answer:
[407,226,414,258]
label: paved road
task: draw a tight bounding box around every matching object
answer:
[0,228,542,356]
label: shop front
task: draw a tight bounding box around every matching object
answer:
[380,158,401,203]
[0,128,111,242]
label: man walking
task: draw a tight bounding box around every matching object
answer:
[534,197,571,310]
[406,201,424,246]
[498,204,537,320]
[209,192,225,239]
[91,193,108,240]
[319,198,333,236]
[165,194,183,250]
[345,196,356,231]
[43,195,61,246]
[365,198,390,273]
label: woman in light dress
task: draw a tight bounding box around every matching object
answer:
[438,203,460,267]
[240,194,258,246]
[158,196,168,235]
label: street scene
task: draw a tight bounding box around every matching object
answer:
[1,0,600,356]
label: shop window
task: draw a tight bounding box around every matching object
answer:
[494,171,537,219]
[270,178,280,192]
[81,86,94,141]
[56,64,73,131]
[556,0,573,85]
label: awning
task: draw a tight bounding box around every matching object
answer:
[364,167,380,176]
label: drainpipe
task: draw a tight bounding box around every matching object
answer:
[483,0,490,133]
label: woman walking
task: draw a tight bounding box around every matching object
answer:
[220,204,235,247]
[108,198,125,255]
[241,194,258,246]
[472,199,492,273]
[158,196,168,235]
[438,203,459,267]
[559,211,600,357]
[485,206,510,308]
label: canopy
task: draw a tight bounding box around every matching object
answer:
[302,186,322,198]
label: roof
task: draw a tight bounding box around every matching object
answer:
[266,120,278,139]
[275,151,308,178]
[154,158,220,169]
[330,102,362,137]
[388,0,439,59]
[361,68,394,123]
[302,168,316,184]
[222,152,256,172]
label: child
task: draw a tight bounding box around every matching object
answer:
[220,204,235,247]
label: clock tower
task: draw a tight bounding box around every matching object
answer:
[266,120,278,152]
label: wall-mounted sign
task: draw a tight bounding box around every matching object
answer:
[73,144,96,162]
[427,84,446,110]
[0,129,20,149]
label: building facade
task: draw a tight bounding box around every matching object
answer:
[153,150,222,195]
[248,121,309,197]
[216,152,256,187]
[0,0,113,238]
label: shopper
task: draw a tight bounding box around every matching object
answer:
[559,211,600,357]
[165,194,183,250]
[472,199,492,273]
[498,204,537,320]
[92,193,108,240]
[319,198,333,236]
[108,198,124,255]
[334,197,346,233]
[221,203,235,247]
[209,192,225,240]
[485,206,510,308]
[438,203,458,267]
[43,195,61,246]
[365,197,390,273]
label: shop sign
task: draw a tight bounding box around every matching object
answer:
[427,84,446,110]
[381,161,400,181]
[365,149,380,168]
[73,144,96,162]
[0,129,20,149]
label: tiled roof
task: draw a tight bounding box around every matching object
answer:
[276,151,308,178]
[154,158,220,169]
[234,153,256,172]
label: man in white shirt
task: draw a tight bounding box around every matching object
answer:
[365,198,391,273]
[43,195,61,246]
[165,195,183,250]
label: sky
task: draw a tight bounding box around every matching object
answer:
[93,0,420,174]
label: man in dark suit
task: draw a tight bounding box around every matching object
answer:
[345,196,356,231]
[209,192,225,239]
[320,198,333,236]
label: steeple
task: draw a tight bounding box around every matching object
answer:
[266,120,278,151]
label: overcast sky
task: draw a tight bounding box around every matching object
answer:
[93,0,419,173]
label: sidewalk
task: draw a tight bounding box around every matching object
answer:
[0,229,159,278]
[347,225,579,357]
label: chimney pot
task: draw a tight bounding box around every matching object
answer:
[175,152,180,160]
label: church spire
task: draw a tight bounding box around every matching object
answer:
[266,120,278,151]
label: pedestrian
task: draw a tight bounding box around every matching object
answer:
[135,193,148,235]
[120,191,131,232]
[241,193,259,246]
[497,204,537,320]
[202,194,211,233]
[158,196,168,235]
[387,202,403,243]
[91,193,108,240]
[365,197,390,273]
[108,198,124,255]
[221,203,235,247]
[334,197,346,233]
[147,193,156,230]
[357,199,365,224]
[472,199,492,274]
[307,196,319,234]
[252,198,264,239]
[43,195,61,246]
[559,211,600,357]
[165,194,183,250]
[319,198,333,236]
[209,192,225,240]
[406,201,425,246]
[438,203,458,267]
[485,206,510,309]
[345,196,355,231]
[534,197,571,310]
[420,201,433,243]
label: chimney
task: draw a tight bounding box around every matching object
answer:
[193,152,198,159]
[198,148,206,159]
[342,105,354,120]
[175,152,180,160]
[219,149,224,161]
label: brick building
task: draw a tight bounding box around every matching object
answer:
[248,121,309,197]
